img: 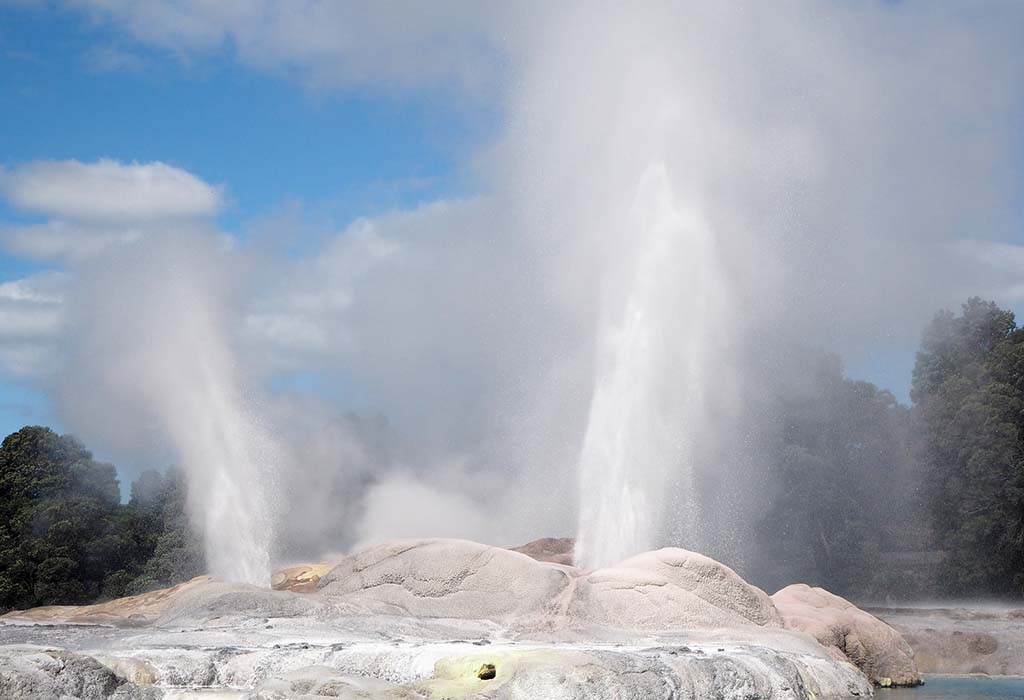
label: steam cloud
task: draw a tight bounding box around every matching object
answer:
[1,2,1023,580]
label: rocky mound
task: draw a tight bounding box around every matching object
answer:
[317,539,574,624]
[271,562,337,593]
[0,540,884,699]
[0,576,212,628]
[772,583,922,686]
[572,548,782,631]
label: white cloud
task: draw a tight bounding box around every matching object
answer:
[1,220,143,262]
[0,345,58,378]
[244,311,329,353]
[71,0,525,95]
[0,306,60,339]
[0,159,222,223]
[0,275,63,305]
[0,273,64,337]
[0,159,223,263]
[954,239,1024,272]
[949,240,1024,302]
[0,272,65,377]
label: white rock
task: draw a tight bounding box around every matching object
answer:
[0,541,880,698]
[318,539,573,623]
[572,548,782,631]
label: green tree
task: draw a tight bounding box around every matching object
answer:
[0,426,207,611]
[0,426,130,610]
[912,298,1024,596]
[755,353,916,597]
[123,466,205,593]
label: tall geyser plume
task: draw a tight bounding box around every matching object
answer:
[575,165,728,569]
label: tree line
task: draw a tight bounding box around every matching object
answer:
[754,297,1024,600]
[0,426,203,612]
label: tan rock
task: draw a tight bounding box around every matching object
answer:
[1,576,213,627]
[270,562,336,593]
[772,583,922,686]
[93,655,160,685]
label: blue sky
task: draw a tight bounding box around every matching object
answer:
[0,7,485,233]
[0,4,493,441]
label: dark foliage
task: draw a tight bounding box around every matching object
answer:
[754,353,921,599]
[912,298,1024,596]
[0,427,204,612]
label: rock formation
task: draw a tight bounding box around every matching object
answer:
[0,539,885,699]
[0,648,160,699]
[271,563,336,593]
[317,539,572,623]
[573,548,783,630]
[772,583,923,686]
[0,576,212,627]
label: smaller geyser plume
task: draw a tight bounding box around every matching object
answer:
[61,232,277,585]
[575,164,726,570]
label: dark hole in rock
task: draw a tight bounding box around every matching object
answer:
[477,663,497,680]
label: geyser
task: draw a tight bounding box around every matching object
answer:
[575,164,728,569]
[62,233,277,585]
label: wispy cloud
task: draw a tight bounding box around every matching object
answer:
[83,44,147,73]
[0,272,64,377]
[68,0,522,96]
[0,159,223,223]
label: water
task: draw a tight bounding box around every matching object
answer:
[575,163,726,570]
[149,245,279,586]
[877,675,1024,700]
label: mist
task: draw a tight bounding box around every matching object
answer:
[5,1,1024,592]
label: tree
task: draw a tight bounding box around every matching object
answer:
[123,466,205,593]
[0,427,130,610]
[0,427,207,611]
[754,352,916,598]
[912,298,1024,596]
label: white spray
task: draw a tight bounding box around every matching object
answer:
[574,164,727,569]
[61,232,277,585]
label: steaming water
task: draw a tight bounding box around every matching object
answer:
[575,163,725,569]
[168,355,275,586]
[155,267,277,586]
